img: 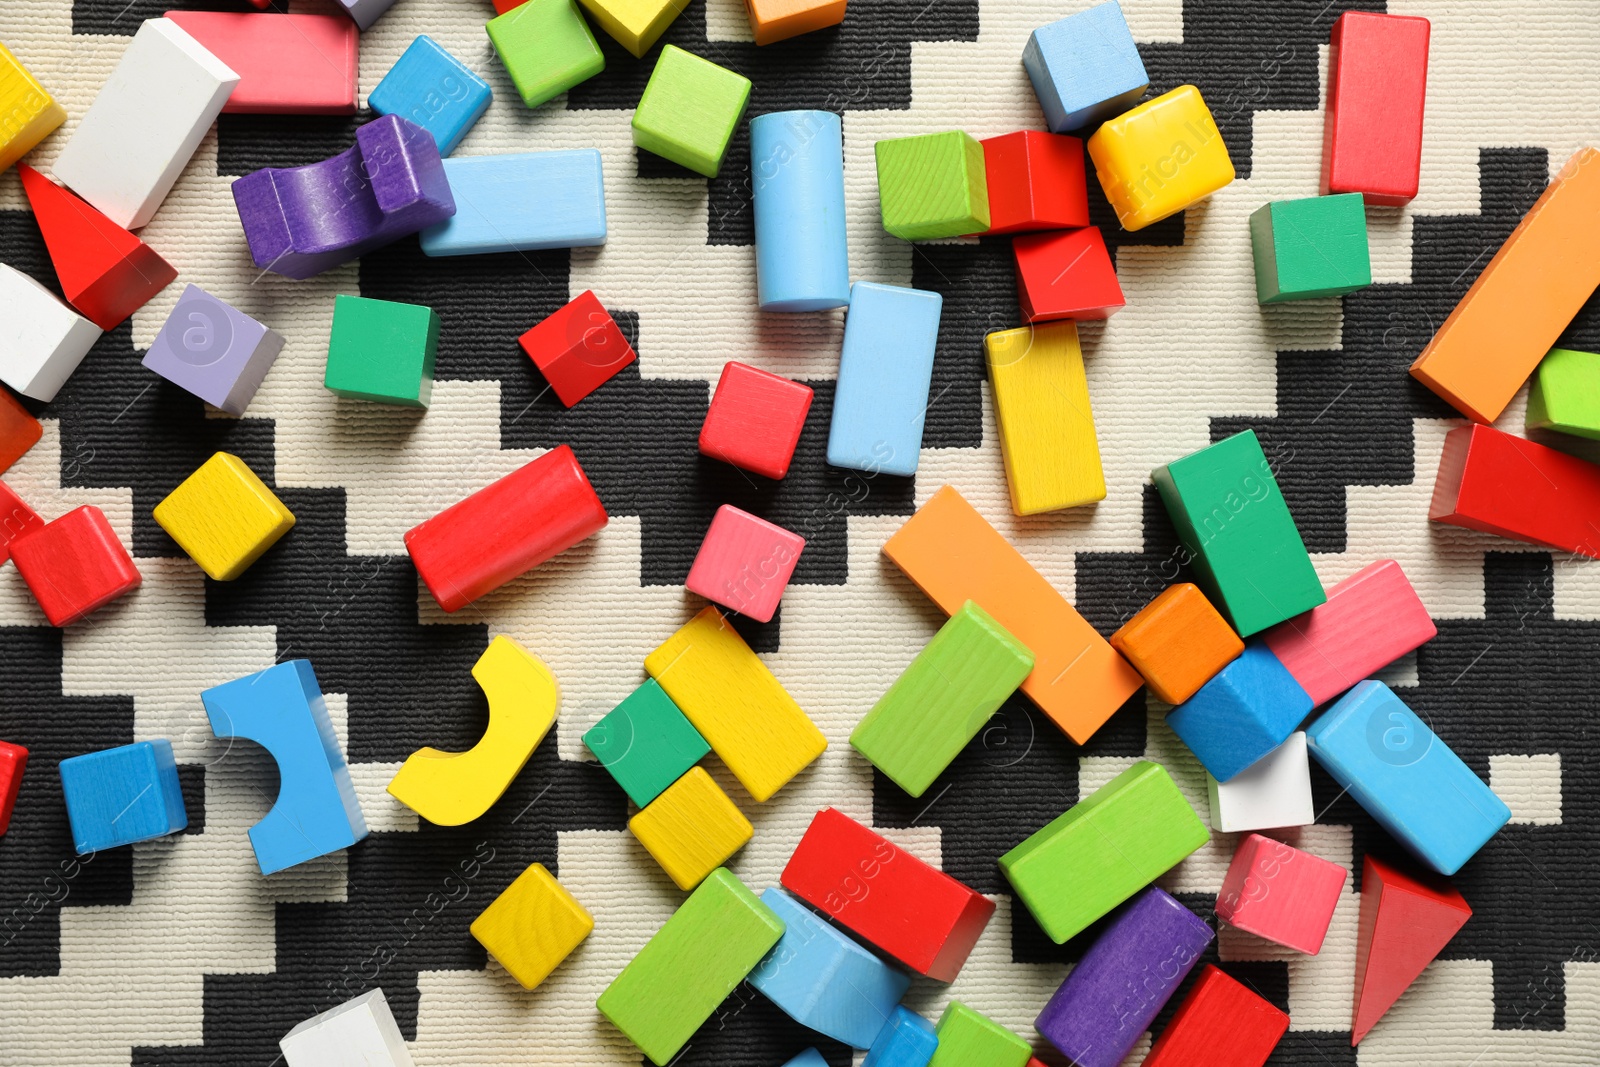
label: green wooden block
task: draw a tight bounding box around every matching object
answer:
[487,0,605,109]
[1249,193,1371,303]
[927,1001,1032,1067]
[1150,428,1325,636]
[850,600,1033,798]
[1526,347,1600,440]
[324,294,438,407]
[596,868,784,1065]
[583,679,710,808]
[999,761,1209,944]
[631,45,751,178]
[874,131,990,241]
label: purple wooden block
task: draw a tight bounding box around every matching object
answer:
[231,114,455,280]
[1035,887,1214,1067]
[142,284,285,416]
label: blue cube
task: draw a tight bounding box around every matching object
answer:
[1023,1,1149,132]
[782,1051,829,1067]
[59,740,187,854]
[419,149,607,256]
[1167,643,1312,782]
[826,281,943,477]
[862,1005,939,1067]
[368,35,493,156]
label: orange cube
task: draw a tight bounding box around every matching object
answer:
[1111,583,1244,705]
[745,0,847,45]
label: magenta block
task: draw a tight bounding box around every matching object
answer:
[141,285,285,415]
[684,504,804,623]
[1216,833,1347,954]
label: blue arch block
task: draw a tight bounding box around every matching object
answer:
[751,111,849,312]
[59,740,187,854]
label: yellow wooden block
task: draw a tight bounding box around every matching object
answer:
[985,322,1105,515]
[644,606,825,802]
[576,0,690,58]
[153,452,295,581]
[1086,84,1234,232]
[387,635,559,825]
[0,42,66,174]
[470,862,594,990]
[629,765,753,890]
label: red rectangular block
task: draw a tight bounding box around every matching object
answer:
[1430,424,1600,558]
[0,387,42,474]
[519,290,637,407]
[1143,965,1289,1067]
[11,506,141,626]
[1014,227,1125,322]
[163,11,359,115]
[981,130,1089,235]
[0,741,27,836]
[0,480,42,566]
[1321,12,1430,206]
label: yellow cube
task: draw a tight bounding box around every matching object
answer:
[470,863,594,990]
[577,0,690,58]
[629,765,753,890]
[1087,84,1234,232]
[153,453,295,581]
[985,322,1105,515]
[0,42,66,173]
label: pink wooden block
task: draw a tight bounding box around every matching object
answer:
[1260,560,1436,707]
[684,505,804,623]
[1216,833,1347,954]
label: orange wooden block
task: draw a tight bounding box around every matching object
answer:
[1111,583,1244,705]
[0,387,41,474]
[744,0,847,45]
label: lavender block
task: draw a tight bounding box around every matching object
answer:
[335,0,399,31]
[1035,887,1214,1067]
[142,285,285,415]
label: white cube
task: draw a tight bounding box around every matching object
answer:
[0,264,102,402]
[1207,731,1316,833]
[280,988,414,1067]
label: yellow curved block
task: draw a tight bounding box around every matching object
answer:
[387,636,558,826]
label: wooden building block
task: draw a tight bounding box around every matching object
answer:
[783,1051,829,1067]
[405,445,608,613]
[470,862,593,990]
[583,679,709,808]
[751,110,849,311]
[629,765,753,890]
[0,263,101,402]
[1352,854,1471,1045]
[999,761,1209,943]
[1307,681,1509,875]
[1087,85,1234,232]
[0,41,66,173]
[1206,732,1315,833]
[0,479,41,566]
[578,0,690,58]
[1216,833,1347,954]
[1321,12,1430,206]
[52,18,238,230]
[827,281,942,477]
[0,388,42,475]
[1429,424,1600,558]
[981,130,1089,234]
[1142,965,1289,1067]
[1112,582,1243,705]
[420,149,606,255]
[58,739,187,853]
[699,360,814,479]
[1249,194,1371,303]
[162,11,357,115]
[520,290,637,407]
[371,34,492,153]
[141,284,285,416]
[874,131,989,240]
[985,322,1105,514]
[202,659,368,875]
[280,989,414,1067]
[1152,429,1325,636]
[486,0,601,111]
[631,46,750,178]
[927,1002,1030,1067]
[153,452,295,581]
[684,504,805,623]
[1022,0,1147,133]
[1526,347,1600,440]
[333,0,399,31]
[0,740,26,836]
[883,485,1144,744]
[745,0,846,45]
[11,506,140,626]
[1013,227,1126,321]
[1167,643,1313,782]
[596,868,784,1066]
[850,600,1034,798]
[387,636,559,826]
[780,807,995,981]
[862,1006,938,1067]
[644,606,825,801]
[324,295,439,407]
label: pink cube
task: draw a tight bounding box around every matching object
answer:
[1216,833,1347,954]
[685,505,805,623]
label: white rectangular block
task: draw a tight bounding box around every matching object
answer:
[1207,731,1315,833]
[0,264,102,402]
[280,988,414,1067]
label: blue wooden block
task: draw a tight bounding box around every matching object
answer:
[418,149,607,257]
[750,887,911,1049]
[58,740,187,854]
[1306,681,1510,875]
[1022,1,1149,133]
[202,660,368,876]
[826,281,943,477]
[368,35,493,157]
[782,1051,829,1067]
[861,1006,939,1067]
[1167,643,1312,783]
[751,111,849,312]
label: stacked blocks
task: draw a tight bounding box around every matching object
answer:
[874,131,989,240]
[632,46,751,178]
[1526,347,1600,440]
[279,989,413,1067]
[1216,834,1347,954]
[58,740,187,853]
[985,322,1106,514]
[1111,582,1244,705]
[1352,853,1472,1044]
[583,679,710,808]
[744,0,847,45]
[0,262,101,403]
[421,149,606,255]
[1322,12,1431,206]
[827,281,942,476]
[0,387,42,473]
[1207,732,1315,833]
[1167,643,1313,782]
[1143,965,1290,1067]
[1014,227,1125,322]
[325,295,439,407]
[471,862,594,989]
[0,41,66,172]
[519,290,637,407]
[862,1007,938,1067]
[1022,1,1147,132]
[981,130,1089,234]
[751,111,850,311]
[928,1003,1030,1067]
[578,0,690,58]
[11,506,141,626]
[154,452,296,581]
[1087,84,1234,231]
[629,765,754,890]
[699,361,814,480]
[1250,193,1372,303]
[0,740,25,836]
[371,34,493,153]
[141,285,285,416]
[684,504,805,623]
[163,11,358,116]
[1430,423,1600,558]
[0,480,41,565]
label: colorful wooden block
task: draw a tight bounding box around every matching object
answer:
[745,0,846,45]
[684,504,805,623]
[519,290,636,408]
[596,868,784,1066]
[1168,643,1313,782]
[1217,833,1347,954]
[631,46,751,178]
[999,761,1209,944]
[52,18,239,230]
[0,388,42,475]
[1013,227,1126,321]
[1112,582,1243,706]
[850,600,1034,798]
[333,0,399,31]
[1142,965,1289,1067]
[202,659,368,875]
[11,506,141,626]
[782,1051,829,1067]
[699,360,814,480]
[153,452,295,581]
[862,1006,939,1067]
[1528,347,1600,440]
[827,281,942,477]
[982,130,1089,234]
[1352,854,1471,1045]
[584,679,710,808]
[486,0,601,111]
[1206,732,1315,833]
[874,131,989,240]
[140,284,285,416]
[780,807,995,981]
[0,740,26,836]
[1321,12,1430,206]
[883,485,1144,744]
[629,765,753,890]
[752,110,849,311]
[1429,424,1600,558]
[405,444,609,613]
[1022,1,1147,133]
[644,606,826,801]
[387,636,559,826]
[985,322,1106,513]
[0,263,101,402]
[927,1002,1030,1067]
[470,862,593,990]
[1087,84,1234,232]
[58,739,187,853]
[280,989,413,1067]
[0,479,41,566]
[578,0,690,58]
[1249,194,1371,303]
[324,294,439,407]
[0,41,66,173]
[1305,681,1510,875]
[371,34,492,153]
[420,149,606,256]
[162,11,357,115]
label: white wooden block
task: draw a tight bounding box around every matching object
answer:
[51,18,239,230]
[1206,731,1316,833]
[0,264,102,402]
[280,988,415,1067]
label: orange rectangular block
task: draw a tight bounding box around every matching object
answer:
[1111,583,1244,705]
[882,485,1142,743]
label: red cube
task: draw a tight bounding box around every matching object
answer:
[0,480,42,566]
[519,290,638,407]
[0,387,42,474]
[698,361,814,480]
[1014,227,1125,321]
[11,506,142,626]
[0,741,27,836]
[982,131,1089,234]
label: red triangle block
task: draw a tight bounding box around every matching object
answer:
[19,164,177,332]
[1352,853,1472,1045]
[1014,226,1126,321]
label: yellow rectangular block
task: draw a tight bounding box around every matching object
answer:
[644,606,826,802]
[0,42,66,173]
[577,0,689,57]
[629,765,753,890]
[153,452,295,581]
[985,322,1105,515]
[1087,84,1234,231]
[470,862,593,990]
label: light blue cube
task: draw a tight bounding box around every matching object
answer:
[826,281,942,477]
[1023,1,1149,132]
[419,149,607,256]
[59,740,188,854]
[1168,643,1312,782]
[861,1006,939,1067]
[751,111,849,312]
[368,36,493,157]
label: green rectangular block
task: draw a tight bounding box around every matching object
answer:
[584,679,710,808]
[596,868,784,1066]
[850,600,1033,798]
[927,1001,1032,1067]
[999,761,1209,944]
[1526,347,1600,440]
[874,131,990,241]
[324,294,439,407]
[631,45,751,178]
[487,0,605,109]
[1151,428,1325,636]
[1249,193,1371,303]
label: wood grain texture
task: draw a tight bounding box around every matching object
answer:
[162,11,357,115]
[985,321,1106,514]
[683,504,805,623]
[577,0,691,58]
[874,131,989,240]
[371,33,492,151]
[1020,1,1147,132]
[1142,965,1289,1067]
[57,740,186,853]
[927,1002,1030,1067]
[153,452,295,582]
[698,361,814,480]
[1249,193,1371,303]
[1111,582,1243,705]
[1429,423,1600,558]
[484,0,601,112]
[1321,11,1430,206]
[631,45,750,177]
[10,505,140,626]
[0,478,42,566]
[583,679,709,808]
[1352,854,1472,1045]
[470,862,594,990]
[1167,643,1313,782]
[1215,833,1347,954]
[628,765,753,890]
[419,149,607,256]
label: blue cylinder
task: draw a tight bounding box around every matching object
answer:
[751,111,850,312]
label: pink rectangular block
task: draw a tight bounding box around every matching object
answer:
[1216,833,1347,954]
[685,504,804,623]
[163,11,359,115]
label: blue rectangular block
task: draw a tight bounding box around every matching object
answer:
[751,111,849,312]
[1306,681,1510,875]
[1167,643,1312,782]
[369,36,492,157]
[419,149,607,256]
[1023,0,1149,132]
[826,281,943,477]
[862,1006,938,1067]
[59,740,187,854]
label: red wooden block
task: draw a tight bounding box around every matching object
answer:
[10,506,141,626]
[699,361,814,480]
[1321,12,1430,207]
[492,0,530,11]
[163,11,359,115]
[518,290,638,407]
[981,130,1089,235]
[1353,854,1471,1045]
[1430,424,1600,558]
[1014,227,1125,322]
[404,444,608,613]
[0,388,42,475]
[780,807,995,981]
[1142,965,1289,1067]
[0,740,26,836]
[1216,833,1347,954]
[19,164,178,332]
[0,480,42,567]
[685,504,805,622]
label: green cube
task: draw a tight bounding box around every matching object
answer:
[324,295,439,407]
[1249,193,1371,303]
[927,1002,1031,1067]
[874,131,989,241]
[584,679,710,808]
[631,45,751,178]
[1527,347,1600,440]
[1151,428,1325,636]
[487,0,605,109]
